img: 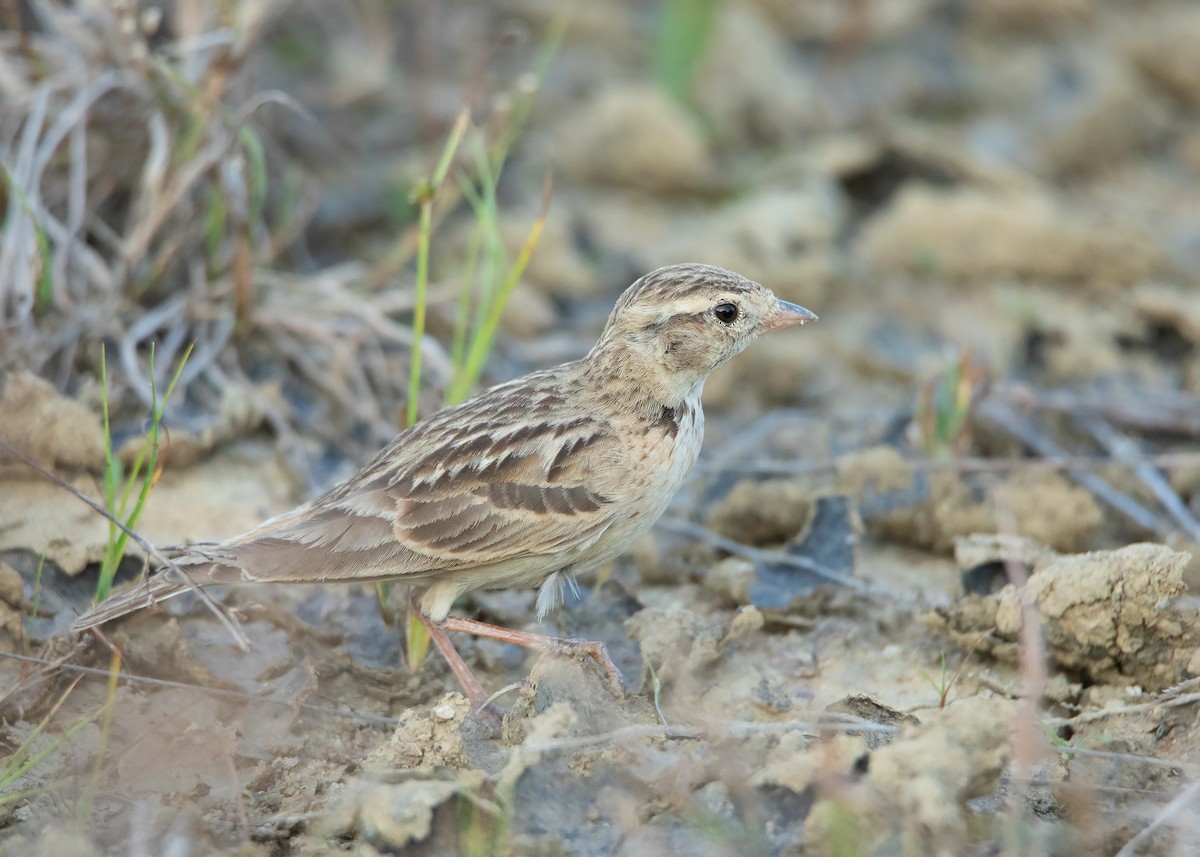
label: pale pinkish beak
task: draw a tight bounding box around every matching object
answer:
[762,299,818,332]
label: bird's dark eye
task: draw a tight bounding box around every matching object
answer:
[714,303,739,324]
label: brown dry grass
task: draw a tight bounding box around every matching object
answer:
[0,0,465,456]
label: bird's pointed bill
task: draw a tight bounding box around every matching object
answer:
[763,299,818,331]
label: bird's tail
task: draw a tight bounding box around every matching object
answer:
[72,559,218,632]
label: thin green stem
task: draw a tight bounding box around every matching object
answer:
[24,551,46,655]
[449,224,484,385]
[456,173,551,401]
[403,109,470,427]
[406,199,433,428]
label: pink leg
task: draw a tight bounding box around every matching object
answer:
[439,614,624,695]
[415,611,489,708]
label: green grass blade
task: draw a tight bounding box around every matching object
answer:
[653,0,721,105]
[34,221,53,314]
[405,109,470,428]
[458,173,551,396]
[448,223,484,386]
[121,342,193,534]
[23,550,46,654]
[96,346,120,603]
[405,201,434,428]
[432,109,470,188]
[405,612,433,674]
[95,342,193,603]
[1,165,55,314]
[238,125,268,229]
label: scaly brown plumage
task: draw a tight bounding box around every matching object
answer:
[73,263,817,703]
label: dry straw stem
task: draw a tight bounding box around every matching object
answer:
[995,504,1052,821]
[1076,416,1200,542]
[0,0,381,451]
[0,2,278,339]
[1113,776,1200,857]
[1044,687,1200,729]
[1029,386,1200,438]
[253,264,455,447]
[518,716,899,756]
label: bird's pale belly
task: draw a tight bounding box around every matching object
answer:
[558,399,705,575]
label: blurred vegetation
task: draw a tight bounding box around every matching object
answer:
[653,0,721,106]
[917,349,984,460]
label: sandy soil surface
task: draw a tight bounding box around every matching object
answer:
[3,1,1200,855]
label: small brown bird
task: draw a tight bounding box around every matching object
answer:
[74,264,816,703]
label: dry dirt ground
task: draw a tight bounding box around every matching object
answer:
[3,1,1200,855]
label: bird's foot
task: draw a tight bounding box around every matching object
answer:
[547,636,624,697]
[438,614,625,698]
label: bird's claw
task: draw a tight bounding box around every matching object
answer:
[551,637,625,697]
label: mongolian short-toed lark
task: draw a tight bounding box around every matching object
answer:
[74,264,817,703]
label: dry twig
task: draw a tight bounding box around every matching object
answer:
[1077,417,1200,543]
[976,399,1176,539]
[658,515,869,591]
[1114,776,1200,857]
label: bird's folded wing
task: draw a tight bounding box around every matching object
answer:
[224,404,625,583]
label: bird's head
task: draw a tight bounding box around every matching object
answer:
[588,263,817,406]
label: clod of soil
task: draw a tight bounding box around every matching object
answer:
[937,540,1195,690]
[503,655,658,746]
[859,186,1163,286]
[1126,6,1200,108]
[0,476,112,575]
[805,696,1015,857]
[702,557,756,605]
[1132,281,1200,347]
[342,776,463,851]
[825,694,922,749]
[0,562,22,648]
[1012,289,1135,382]
[705,478,814,545]
[838,447,1104,553]
[554,85,715,193]
[0,372,104,472]
[625,606,729,686]
[366,692,473,771]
